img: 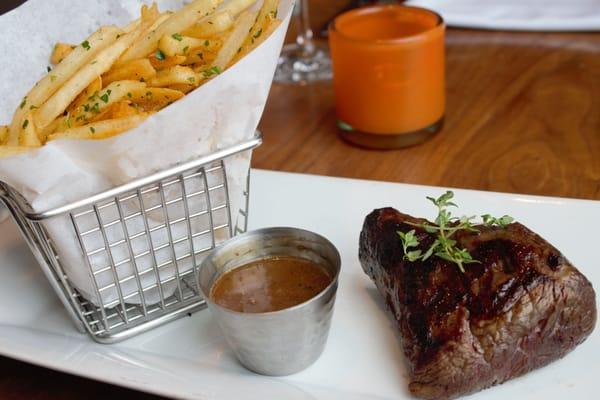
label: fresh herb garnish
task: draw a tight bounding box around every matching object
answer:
[99,91,110,103]
[81,40,91,50]
[481,214,514,227]
[397,230,422,263]
[203,66,221,77]
[398,191,514,272]
[88,91,99,101]
[172,33,183,41]
[204,39,210,47]
[22,119,29,129]
[19,97,27,109]
[90,126,96,133]
[155,49,166,61]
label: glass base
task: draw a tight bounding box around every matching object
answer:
[274,42,332,84]
[339,117,444,149]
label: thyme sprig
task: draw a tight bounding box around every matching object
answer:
[398,191,514,272]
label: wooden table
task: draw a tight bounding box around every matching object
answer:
[0,1,599,399]
[256,2,600,200]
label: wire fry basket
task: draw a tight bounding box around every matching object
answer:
[0,132,262,343]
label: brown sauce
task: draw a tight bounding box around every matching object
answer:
[210,256,332,313]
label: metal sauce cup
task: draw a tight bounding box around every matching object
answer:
[198,227,341,376]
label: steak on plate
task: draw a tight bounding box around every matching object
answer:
[359,207,597,400]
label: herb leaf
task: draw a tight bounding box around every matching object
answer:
[171,33,183,41]
[155,49,166,61]
[397,191,515,272]
[482,214,514,227]
[203,66,221,77]
[81,40,91,50]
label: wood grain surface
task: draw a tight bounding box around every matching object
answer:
[256,3,600,200]
[0,0,598,399]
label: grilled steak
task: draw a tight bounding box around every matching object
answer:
[359,208,597,400]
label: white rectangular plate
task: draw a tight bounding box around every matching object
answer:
[0,170,598,399]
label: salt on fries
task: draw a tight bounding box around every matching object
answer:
[1,0,280,155]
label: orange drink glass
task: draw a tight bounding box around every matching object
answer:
[328,5,445,148]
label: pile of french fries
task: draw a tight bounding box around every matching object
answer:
[0,0,280,158]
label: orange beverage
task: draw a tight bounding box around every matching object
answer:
[329,5,445,148]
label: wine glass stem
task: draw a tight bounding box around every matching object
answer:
[295,0,315,55]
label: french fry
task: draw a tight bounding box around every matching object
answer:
[148,54,187,70]
[67,76,102,114]
[123,12,170,38]
[7,25,122,145]
[231,0,279,65]
[183,50,217,66]
[103,59,156,85]
[182,35,223,65]
[159,35,217,57]
[122,17,141,33]
[34,7,159,130]
[167,84,196,94]
[38,116,64,142]
[2,0,283,153]
[128,87,185,111]
[72,80,147,125]
[50,43,75,65]
[212,11,258,70]
[183,11,234,38]
[221,0,256,16]
[247,0,278,48]
[234,19,281,63]
[183,0,253,39]
[48,114,148,141]
[122,6,173,34]
[147,65,199,87]
[102,101,141,119]
[0,146,31,158]
[117,0,223,65]
[18,111,42,147]
[0,125,8,145]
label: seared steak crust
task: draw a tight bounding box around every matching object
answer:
[359,208,597,400]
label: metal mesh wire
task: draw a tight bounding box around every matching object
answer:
[2,160,250,342]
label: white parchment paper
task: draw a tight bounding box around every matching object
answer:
[0,0,293,306]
